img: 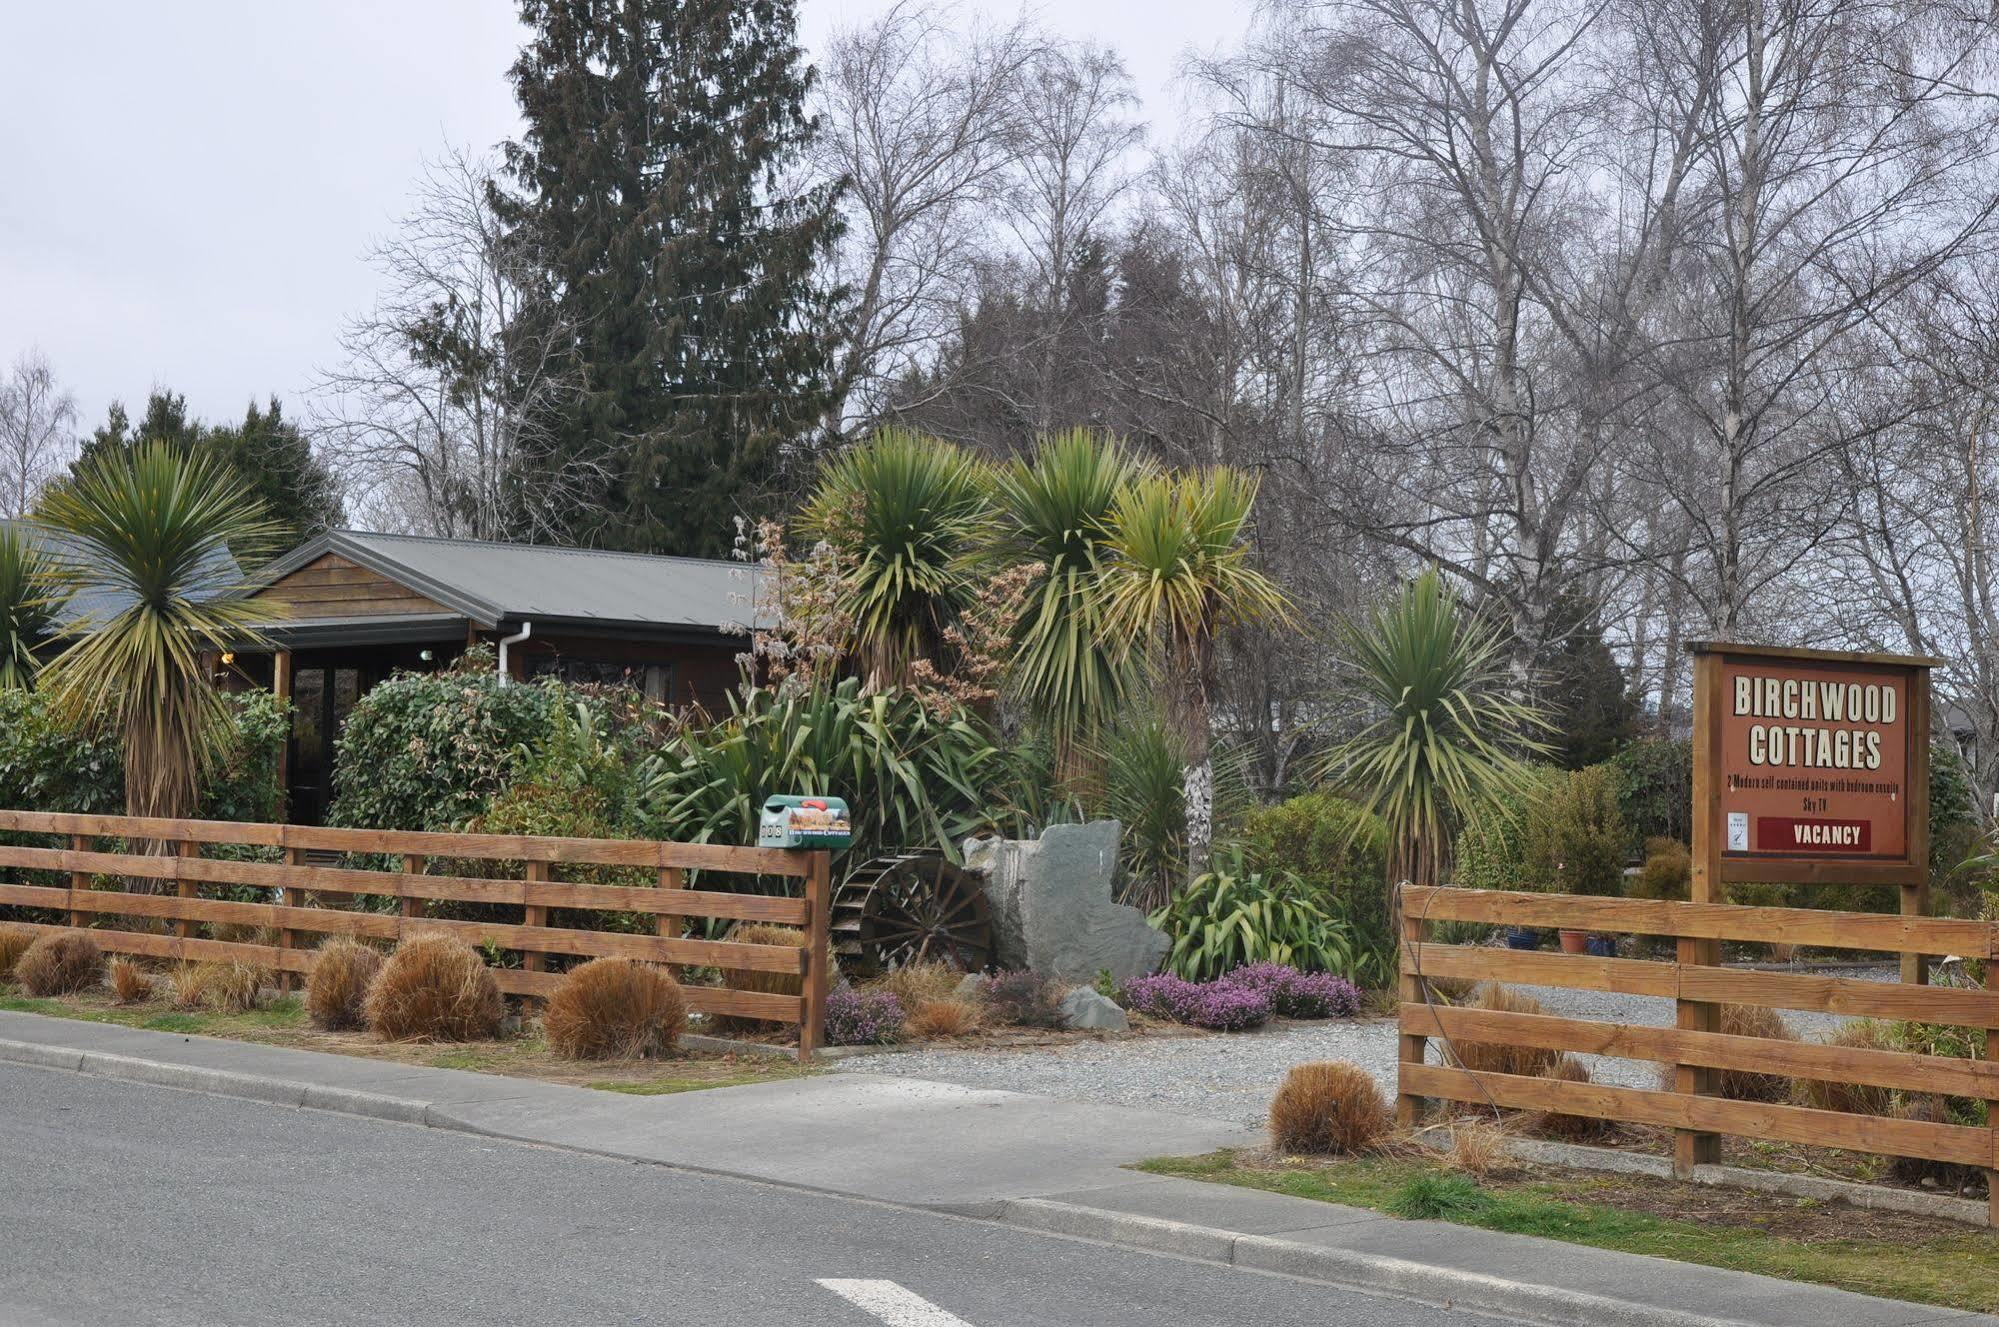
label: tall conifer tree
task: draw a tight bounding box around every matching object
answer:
[497,0,841,556]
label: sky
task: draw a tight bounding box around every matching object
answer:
[0,0,1250,435]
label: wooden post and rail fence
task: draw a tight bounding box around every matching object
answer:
[0,809,833,1062]
[1395,883,1999,1222]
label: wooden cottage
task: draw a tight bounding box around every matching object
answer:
[230,530,758,823]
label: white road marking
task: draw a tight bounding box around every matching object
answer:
[818,1278,978,1326]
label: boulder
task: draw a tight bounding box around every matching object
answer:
[950,972,988,1003]
[1058,986,1130,1032]
[963,820,1169,986]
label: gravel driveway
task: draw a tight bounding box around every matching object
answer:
[836,968,1890,1126]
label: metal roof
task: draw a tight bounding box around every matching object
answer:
[0,517,243,631]
[254,530,769,637]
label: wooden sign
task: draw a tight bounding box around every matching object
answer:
[1694,644,1934,886]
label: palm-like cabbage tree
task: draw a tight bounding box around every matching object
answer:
[1102,467,1290,883]
[990,430,1149,759]
[800,429,993,686]
[36,443,283,824]
[0,527,58,690]
[1318,567,1550,910]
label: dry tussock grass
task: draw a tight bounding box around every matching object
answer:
[1654,1003,1795,1102]
[1444,984,1561,1078]
[108,957,154,1005]
[543,958,686,1059]
[1795,1020,1895,1117]
[1269,1061,1390,1156]
[1444,1118,1516,1178]
[364,934,505,1042]
[169,961,268,1012]
[1535,1054,1612,1142]
[307,939,384,1031]
[16,931,103,996]
[709,922,811,1033]
[904,997,982,1040]
[873,962,962,1010]
[0,925,36,979]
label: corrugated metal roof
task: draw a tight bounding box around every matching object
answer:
[0,517,243,631]
[257,530,769,635]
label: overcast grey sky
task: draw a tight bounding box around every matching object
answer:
[0,1,1247,435]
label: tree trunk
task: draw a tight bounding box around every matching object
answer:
[1180,636,1216,887]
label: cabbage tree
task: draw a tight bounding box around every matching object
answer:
[0,526,57,690]
[1318,567,1551,915]
[800,429,993,686]
[1102,467,1290,883]
[990,430,1148,761]
[36,443,282,826]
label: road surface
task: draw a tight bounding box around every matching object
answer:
[0,1064,1513,1327]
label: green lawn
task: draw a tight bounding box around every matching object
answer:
[1140,1151,1999,1314]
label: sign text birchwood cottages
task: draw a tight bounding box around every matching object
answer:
[1690,641,1938,980]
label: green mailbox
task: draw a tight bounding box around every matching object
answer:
[758,795,853,851]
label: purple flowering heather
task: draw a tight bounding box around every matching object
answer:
[1185,983,1271,1031]
[1123,973,1203,1022]
[825,988,905,1045]
[1219,963,1362,1019]
[1277,971,1362,1019]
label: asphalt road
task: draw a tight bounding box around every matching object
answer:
[0,1065,1515,1327]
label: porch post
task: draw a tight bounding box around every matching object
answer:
[273,649,293,812]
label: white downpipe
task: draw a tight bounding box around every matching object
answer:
[497,621,533,684]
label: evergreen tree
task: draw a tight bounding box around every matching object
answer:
[497,0,842,557]
[69,392,342,550]
[204,399,345,546]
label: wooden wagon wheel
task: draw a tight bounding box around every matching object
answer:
[831,852,993,978]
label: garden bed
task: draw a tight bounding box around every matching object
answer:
[0,985,812,1096]
[1142,1149,1999,1314]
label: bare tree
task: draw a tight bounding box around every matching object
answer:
[0,349,77,516]
[1000,42,1144,433]
[314,148,606,542]
[1625,0,1999,634]
[812,1,1042,439]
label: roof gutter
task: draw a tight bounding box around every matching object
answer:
[497,621,532,685]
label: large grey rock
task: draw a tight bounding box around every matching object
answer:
[963,820,1169,986]
[1058,986,1130,1032]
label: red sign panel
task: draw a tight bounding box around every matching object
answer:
[1754,818,1871,853]
[1717,655,1911,862]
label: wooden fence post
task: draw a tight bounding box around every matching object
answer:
[658,865,685,978]
[175,840,198,942]
[1985,959,1998,1228]
[278,845,303,994]
[797,851,831,1064]
[67,834,88,929]
[1396,890,1428,1130]
[523,860,549,974]
[1677,651,1724,1176]
[399,854,424,937]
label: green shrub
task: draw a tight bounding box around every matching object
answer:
[1609,738,1691,851]
[1451,764,1561,892]
[0,688,286,823]
[1632,838,1689,901]
[1151,848,1360,982]
[1240,792,1390,976]
[1387,1172,1494,1221]
[638,676,1003,867]
[1523,765,1627,896]
[327,653,561,832]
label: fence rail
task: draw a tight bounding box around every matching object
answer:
[0,810,832,1061]
[1397,883,1999,1220]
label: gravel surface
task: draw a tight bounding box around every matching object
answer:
[836,967,1893,1126]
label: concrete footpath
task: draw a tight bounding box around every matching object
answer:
[0,1010,1986,1327]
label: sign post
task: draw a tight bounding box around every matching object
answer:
[1680,643,1936,1175]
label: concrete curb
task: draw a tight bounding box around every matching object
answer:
[0,1035,436,1128]
[992,1198,1761,1327]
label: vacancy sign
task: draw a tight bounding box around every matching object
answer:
[1712,649,1924,866]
